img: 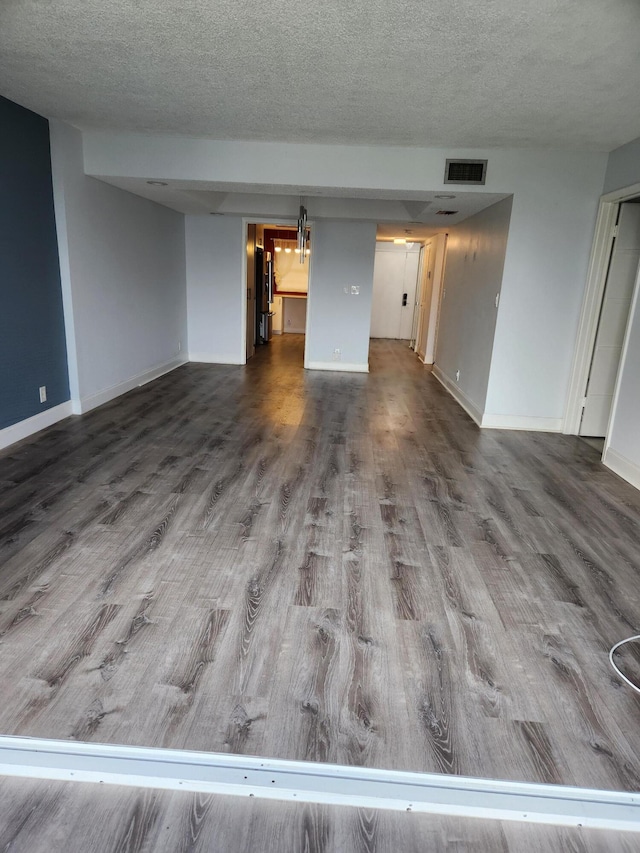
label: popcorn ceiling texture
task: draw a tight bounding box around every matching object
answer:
[1,0,639,150]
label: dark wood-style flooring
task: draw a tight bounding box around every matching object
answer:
[1,335,640,793]
[1,776,637,853]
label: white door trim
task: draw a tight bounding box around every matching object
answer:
[430,232,449,366]
[0,736,639,832]
[602,256,640,467]
[564,180,640,435]
[564,201,618,434]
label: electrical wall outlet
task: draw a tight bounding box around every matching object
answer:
[39,385,47,403]
[332,349,341,361]
[455,370,460,382]
[350,285,360,295]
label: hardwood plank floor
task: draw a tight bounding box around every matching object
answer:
[1,336,640,792]
[0,777,637,852]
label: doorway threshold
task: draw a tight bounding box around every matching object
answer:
[0,736,638,832]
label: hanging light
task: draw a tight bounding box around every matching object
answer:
[298,204,308,264]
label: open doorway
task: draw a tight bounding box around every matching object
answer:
[370,226,448,369]
[566,192,640,451]
[414,232,448,364]
[245,221,311,367]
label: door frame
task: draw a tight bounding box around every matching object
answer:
[564,182,640,435]
[410,244,426,350]
[426,232,449,365]
[241,216,311,365]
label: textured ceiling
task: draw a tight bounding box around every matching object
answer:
[1,1,640,150]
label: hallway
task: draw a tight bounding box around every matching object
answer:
[1,340,640,792]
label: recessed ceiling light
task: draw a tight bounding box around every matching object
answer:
[435,193,456,199]
[393,238,407,245]
[146,180,168,186]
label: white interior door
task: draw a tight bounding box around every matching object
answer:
[371,247,420,339]
[371,252,403,337]
[399,251,420,340]
[580,203,640,436]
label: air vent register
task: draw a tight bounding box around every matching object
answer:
[444,159,487,185]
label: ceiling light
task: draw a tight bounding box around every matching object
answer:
[274,245,282,252]
[305,249,311,256]
[435,193,456,199]
[146,180,168,186]
[294,247,301,254]
[393,238,407,245]
[284,247,292,253]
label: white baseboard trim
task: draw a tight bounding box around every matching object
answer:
[603,447,640,491]
[431,367,564,433]
[481,413,564,432]
[284,328,306,334]
[305,361,369,373]
[0,736,638,831]
[431,366,482,426]
[189,352,243,365]
[0,402,74,451]
[77,357,187,414]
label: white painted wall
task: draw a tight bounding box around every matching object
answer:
[305,221,377,372]
[603,135,640,195]
[49,121,187,412]
[433,198,513,422]
[484,167,608,428]
[185,215,245,364]
[283,297,307,334]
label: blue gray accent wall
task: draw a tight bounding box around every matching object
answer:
[0,96,69,430]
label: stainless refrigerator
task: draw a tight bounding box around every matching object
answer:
[256,248,274,344]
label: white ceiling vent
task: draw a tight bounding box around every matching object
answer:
[444,159,487,185]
